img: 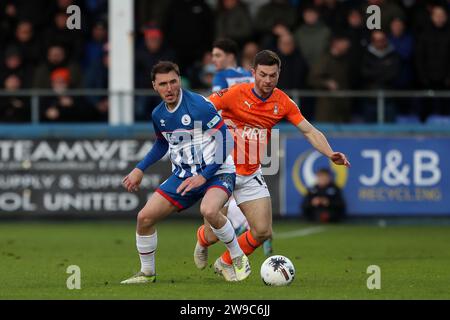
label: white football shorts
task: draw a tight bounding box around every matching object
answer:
[231,169,271,206]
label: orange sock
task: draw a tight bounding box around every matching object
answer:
[197,225,210,248]
[221,230,261,265]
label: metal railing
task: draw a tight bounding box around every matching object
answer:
[1,89,449,125]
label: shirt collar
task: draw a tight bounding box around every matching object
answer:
[251,86,274,102]
[164,89,183,113]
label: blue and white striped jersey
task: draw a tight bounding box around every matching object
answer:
[212,67,254,92]
[151,89,235,179]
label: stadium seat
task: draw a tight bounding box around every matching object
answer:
[425,115,450,126]
[395,115,421,124]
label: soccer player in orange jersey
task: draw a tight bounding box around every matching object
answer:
[194,50,350,281]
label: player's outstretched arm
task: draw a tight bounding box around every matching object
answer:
[122,134,169,192]
[296,119,351,167]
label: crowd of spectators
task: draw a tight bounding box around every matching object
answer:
[0,0,108,122]
[1,0,450,123]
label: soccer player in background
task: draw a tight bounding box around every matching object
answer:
[211,38,254,92]
[121,61,250,284]
[194,50,350,281]
[211,38,273,256]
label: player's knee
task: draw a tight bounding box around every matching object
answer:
[137,211,156,228]
[200,204,220,222]
[252,227,272,242]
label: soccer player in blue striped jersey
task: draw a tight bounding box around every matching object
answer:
[121,61,250,284]
[211,38,254,92]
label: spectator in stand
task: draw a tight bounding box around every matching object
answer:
[84,43,109,122]
[416,5,450,119]
[164,0,214,73]
[308,35,352,123]
[0,46,32,88]
[361,30,400,122]
[55,0,76,12]
[361,31,400,90]
[389,17,416,120]
[0,2,16,47]
[294,6,331,69]
[0,74,30,122]
[135,24,175,120]
[275,32,308,90]
[389,17,414,89]
[343,8,369,89]
[83,20,108,69]
[215,0,253,46]
[135,0,171,31]
[0,0,51,34]
[301,168,346,223]
[416,5,450,90]
[189,51,217,90]
[240,41,260,71]
[83,0,108,28]
[43,10,84,61]
[410,0,443,35]
[362,0,405,32]
[260,22,291,51]
[313,0,348,29]
[345,7,369,49]
[33,44,82,88]
[40,68,85,123]
[254,0,297,38]
[11,20,41,66]
[136,24,176,89]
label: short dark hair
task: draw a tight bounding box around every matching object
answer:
[151,61,180,81]
[253,50,281,69]
[212,38,239,57]
[317,168,332,176]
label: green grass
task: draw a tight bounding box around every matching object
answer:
[0,220,449,299]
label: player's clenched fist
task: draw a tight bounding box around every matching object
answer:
[122,168,144,192]
[330,152,351,168]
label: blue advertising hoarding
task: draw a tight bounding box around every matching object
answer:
[283,137,450,216]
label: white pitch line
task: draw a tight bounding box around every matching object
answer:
[274,226,326,239]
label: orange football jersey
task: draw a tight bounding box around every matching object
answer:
[208,83,304,176]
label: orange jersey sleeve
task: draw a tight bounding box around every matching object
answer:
[284,96,304,126]
[208,88,231,111]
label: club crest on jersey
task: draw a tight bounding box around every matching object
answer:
[160,119,166,127]
[218,174,234,189]
[273,105,279,115]
[181,114,191,126]
[214,88,228,97]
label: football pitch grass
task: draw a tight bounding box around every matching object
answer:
[0,220,449,300]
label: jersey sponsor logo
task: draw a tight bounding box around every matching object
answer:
[181,114,191,126]
[241,126,268,140]
[207,115,221,129]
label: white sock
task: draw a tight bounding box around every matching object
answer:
[136,231,157,276]
[211,218,243,259]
